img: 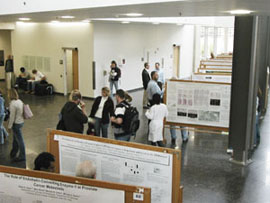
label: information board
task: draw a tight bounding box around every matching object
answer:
[165,80,231,130]
[47,130,182,203]
[192,74,232,83]
[56,135,172,203]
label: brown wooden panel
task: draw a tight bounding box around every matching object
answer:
[72,49,79,89]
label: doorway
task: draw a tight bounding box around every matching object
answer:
[63,48,79,96]
[173,45,180,78]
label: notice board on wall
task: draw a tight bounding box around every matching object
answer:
[165,80,231,131]
[47,130,182,203]
[0,165,143,203]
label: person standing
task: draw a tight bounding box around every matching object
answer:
[170,127,189,146]
[145,94,168,147]
[60,89,88,134]
[147,71,163,106]
[154,62,165,89]
[89,87,114,138]
[0,91,8,144]
[110,89,132,141]
[109,61,121,96]
[5,55,14,90]
[142,62,150,108]
[8,88,25,162]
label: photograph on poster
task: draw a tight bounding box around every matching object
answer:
[55,135,173,203]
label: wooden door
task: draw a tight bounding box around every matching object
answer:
[173,45,180,78]
[72,49,79,89]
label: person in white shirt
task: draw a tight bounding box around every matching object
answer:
[145,93,168,147]
[154,62,165,89]
[89,87,114,138]
[27,69,46,94]
[8,88,25,162]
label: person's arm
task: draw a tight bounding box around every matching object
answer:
[110,106,124,125]
[145,107,154,120]
[8,102,16,129]
[74,103,88,124]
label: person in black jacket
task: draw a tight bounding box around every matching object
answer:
[89,87,114,138]
[61,89,88,134]
[141,62,150,108]
[109,60,121,96]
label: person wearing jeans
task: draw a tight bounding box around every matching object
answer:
[109,61,121,96]
[0,92,8,144]
[89,87,114,138]
[8,89,25,162]
[170,126,189,146]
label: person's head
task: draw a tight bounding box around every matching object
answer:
[32,69,37,74]
[155,62,160,70]
[115,89,125,103]
[152,93,161,105]
[144,62,149,70]
[76,160,96,179]
[124,91,132,103]
[101,87,110,97]
[151,71,158,81]
[20,67,25,73]
[111,60,117,68]
[69,89,82,104]
[8,55,13,60]
[34,152,55,172]
[10,88,19,100]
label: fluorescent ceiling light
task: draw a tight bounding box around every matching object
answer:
[229,10,252,15]
[121,21,130,24]
[61,16,75,19]
[18,17,31,21]
[51,20,60,24]
[82,19,91,23]
[152,22,160,25]
[125,13,143,17]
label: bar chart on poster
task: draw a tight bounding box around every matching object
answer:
[165,80,231,130]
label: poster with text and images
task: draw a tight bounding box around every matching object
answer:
[166,81,231,128]
[0,172,124,203]
[55,135,173,203]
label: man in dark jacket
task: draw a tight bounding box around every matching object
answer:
[61,90,88,133]
[142,62,150,108]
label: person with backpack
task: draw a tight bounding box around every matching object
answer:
[145,93,168,147]
[111,89,139,141]
[109,60,121,96]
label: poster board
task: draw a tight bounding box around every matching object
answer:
[165,80,231,131]
[0,165,151,203]
[47,129,182,203]
[191,74,232,83]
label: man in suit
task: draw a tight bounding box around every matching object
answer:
[142,62,150,108]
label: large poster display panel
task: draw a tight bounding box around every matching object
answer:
[0,171,124,203]
[192,74,232,83]
[166,80,231,129]
[55,135,173,203]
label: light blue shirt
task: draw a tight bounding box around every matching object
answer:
[155,68,165,84]
[146,80,163,100]
[0,97,5,116]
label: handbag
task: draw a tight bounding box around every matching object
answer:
[4,107,10,121]
[23,104,33,119]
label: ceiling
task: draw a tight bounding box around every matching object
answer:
[0,0,269,23]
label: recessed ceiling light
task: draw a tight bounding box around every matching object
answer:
[51,20,60,24]
[18,17,31,21]
[61,16,75,19]
[229,10,252,15]
[125,13,143,17]
[121,21,130,24]
[82,19,91,23]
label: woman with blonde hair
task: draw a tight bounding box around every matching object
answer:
[59,89,88,133]
[8,88,25,162]
[89,87,114,138]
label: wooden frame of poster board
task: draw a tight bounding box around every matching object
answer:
[47,129,183,203]
[0,165,151,203]
[164,79,230,132]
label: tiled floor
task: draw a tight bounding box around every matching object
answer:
[0,84,269,203]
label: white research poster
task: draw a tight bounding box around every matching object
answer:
[166,81,231,128]
[55,135,173,203]
[0,172,124,203]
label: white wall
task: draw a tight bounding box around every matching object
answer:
[93,22,195,96]
[11,22,94,97]
[0,30,12,79]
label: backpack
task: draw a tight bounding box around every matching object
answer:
[122,104,140,135]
